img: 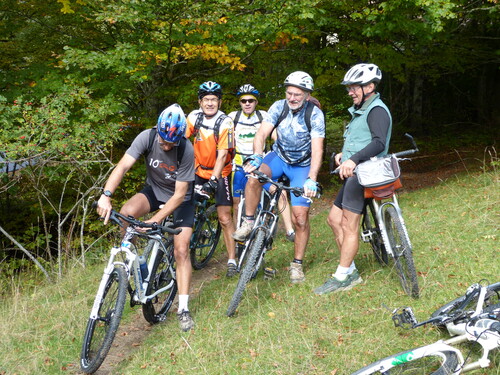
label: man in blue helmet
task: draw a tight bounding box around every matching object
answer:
[97,103,196,332]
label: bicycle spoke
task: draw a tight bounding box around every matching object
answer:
[190,203,221,269]
[80,267,127,374]
[383,206,419,298]
[143,240,177,324]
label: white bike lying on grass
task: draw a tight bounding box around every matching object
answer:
[351,281,500,374]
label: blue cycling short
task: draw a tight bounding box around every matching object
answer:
[232,166,271,198]
[262,151,311,207]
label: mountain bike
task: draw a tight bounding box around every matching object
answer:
[233,176,283,259]
[189,185,222,269]
[227,171,320,317]
[351,281,500,374]
[80,208,180,374]
[332,134,420,298]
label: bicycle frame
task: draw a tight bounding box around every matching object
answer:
[360,321,500,374]
[364,194,412,258]
[237,187,277,272]
[89,227,175,320]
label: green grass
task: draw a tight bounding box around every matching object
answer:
[0,168,498,374]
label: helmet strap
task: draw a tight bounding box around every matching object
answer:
[357,85,375,108]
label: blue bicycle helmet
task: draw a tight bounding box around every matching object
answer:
[198,81,223,99]
[157,104,187,145]
[237,84,260,97]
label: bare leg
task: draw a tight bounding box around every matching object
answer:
[232,196,240,227]
[217,205,236,260]
[118,193,151,236]
[338,209,361,267]
[173,227,193,296]
[279,191,294,234]
[291,206,310,260]
[328,204,344,252]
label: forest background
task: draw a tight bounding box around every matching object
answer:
[0,0,498,283]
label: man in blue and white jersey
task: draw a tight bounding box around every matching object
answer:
[232,71,325,283]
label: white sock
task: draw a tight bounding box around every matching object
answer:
[348,261,356,274]
[334,265,350,281]
[177,294,189,313]
[287,229,295,235]
[227,259,237,266]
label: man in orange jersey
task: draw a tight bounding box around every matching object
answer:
[185,81,237,277]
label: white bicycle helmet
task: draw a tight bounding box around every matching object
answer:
[284,71,314,92]
[342,63,382,85]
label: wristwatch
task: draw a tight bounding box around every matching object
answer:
[102,190,113,198]
[210,176,218,182]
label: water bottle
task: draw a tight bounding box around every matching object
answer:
[138,255,149,279]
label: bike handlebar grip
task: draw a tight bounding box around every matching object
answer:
[491,321,500,333]
[160,225,182,235]
[393,149,417,158]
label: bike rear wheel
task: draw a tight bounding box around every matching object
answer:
[190,204,221,270]
[80,266,127,374]
[430,282,500,325]
[363,201,388,265]
[142,239,178,324]
[383,206,419,298]
[351,348,460,374]
[227,228,266,317]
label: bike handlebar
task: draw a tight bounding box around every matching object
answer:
[93,202,181,235]
[330,133,418,175]
[250,170,322,198]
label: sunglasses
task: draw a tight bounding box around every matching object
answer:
[240,99,256,104]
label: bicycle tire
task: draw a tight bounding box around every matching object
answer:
[363,201,388,265]
[143,239,178,324]
[351,348,460,374]
[430,282,500,325]
[383,206,419,298]
[190,204,221,270]
[226,228,266,317]
[80,266,127,374]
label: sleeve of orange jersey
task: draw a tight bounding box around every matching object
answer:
[216,117,235,151]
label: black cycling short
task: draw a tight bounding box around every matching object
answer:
[195,174,233,207]
[139,185,195,228]
[333,176,365,215]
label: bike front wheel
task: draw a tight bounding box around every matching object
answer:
[383,206,419,298]
[80,266,128,374]
[227,228,266,317]
[143,239,178,324]
[351,348,460,374]
[190,204,221,270]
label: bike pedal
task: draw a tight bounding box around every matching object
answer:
[263,267,276,280]
[361,230,372,242]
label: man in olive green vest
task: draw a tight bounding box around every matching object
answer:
[314,63,392,295]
